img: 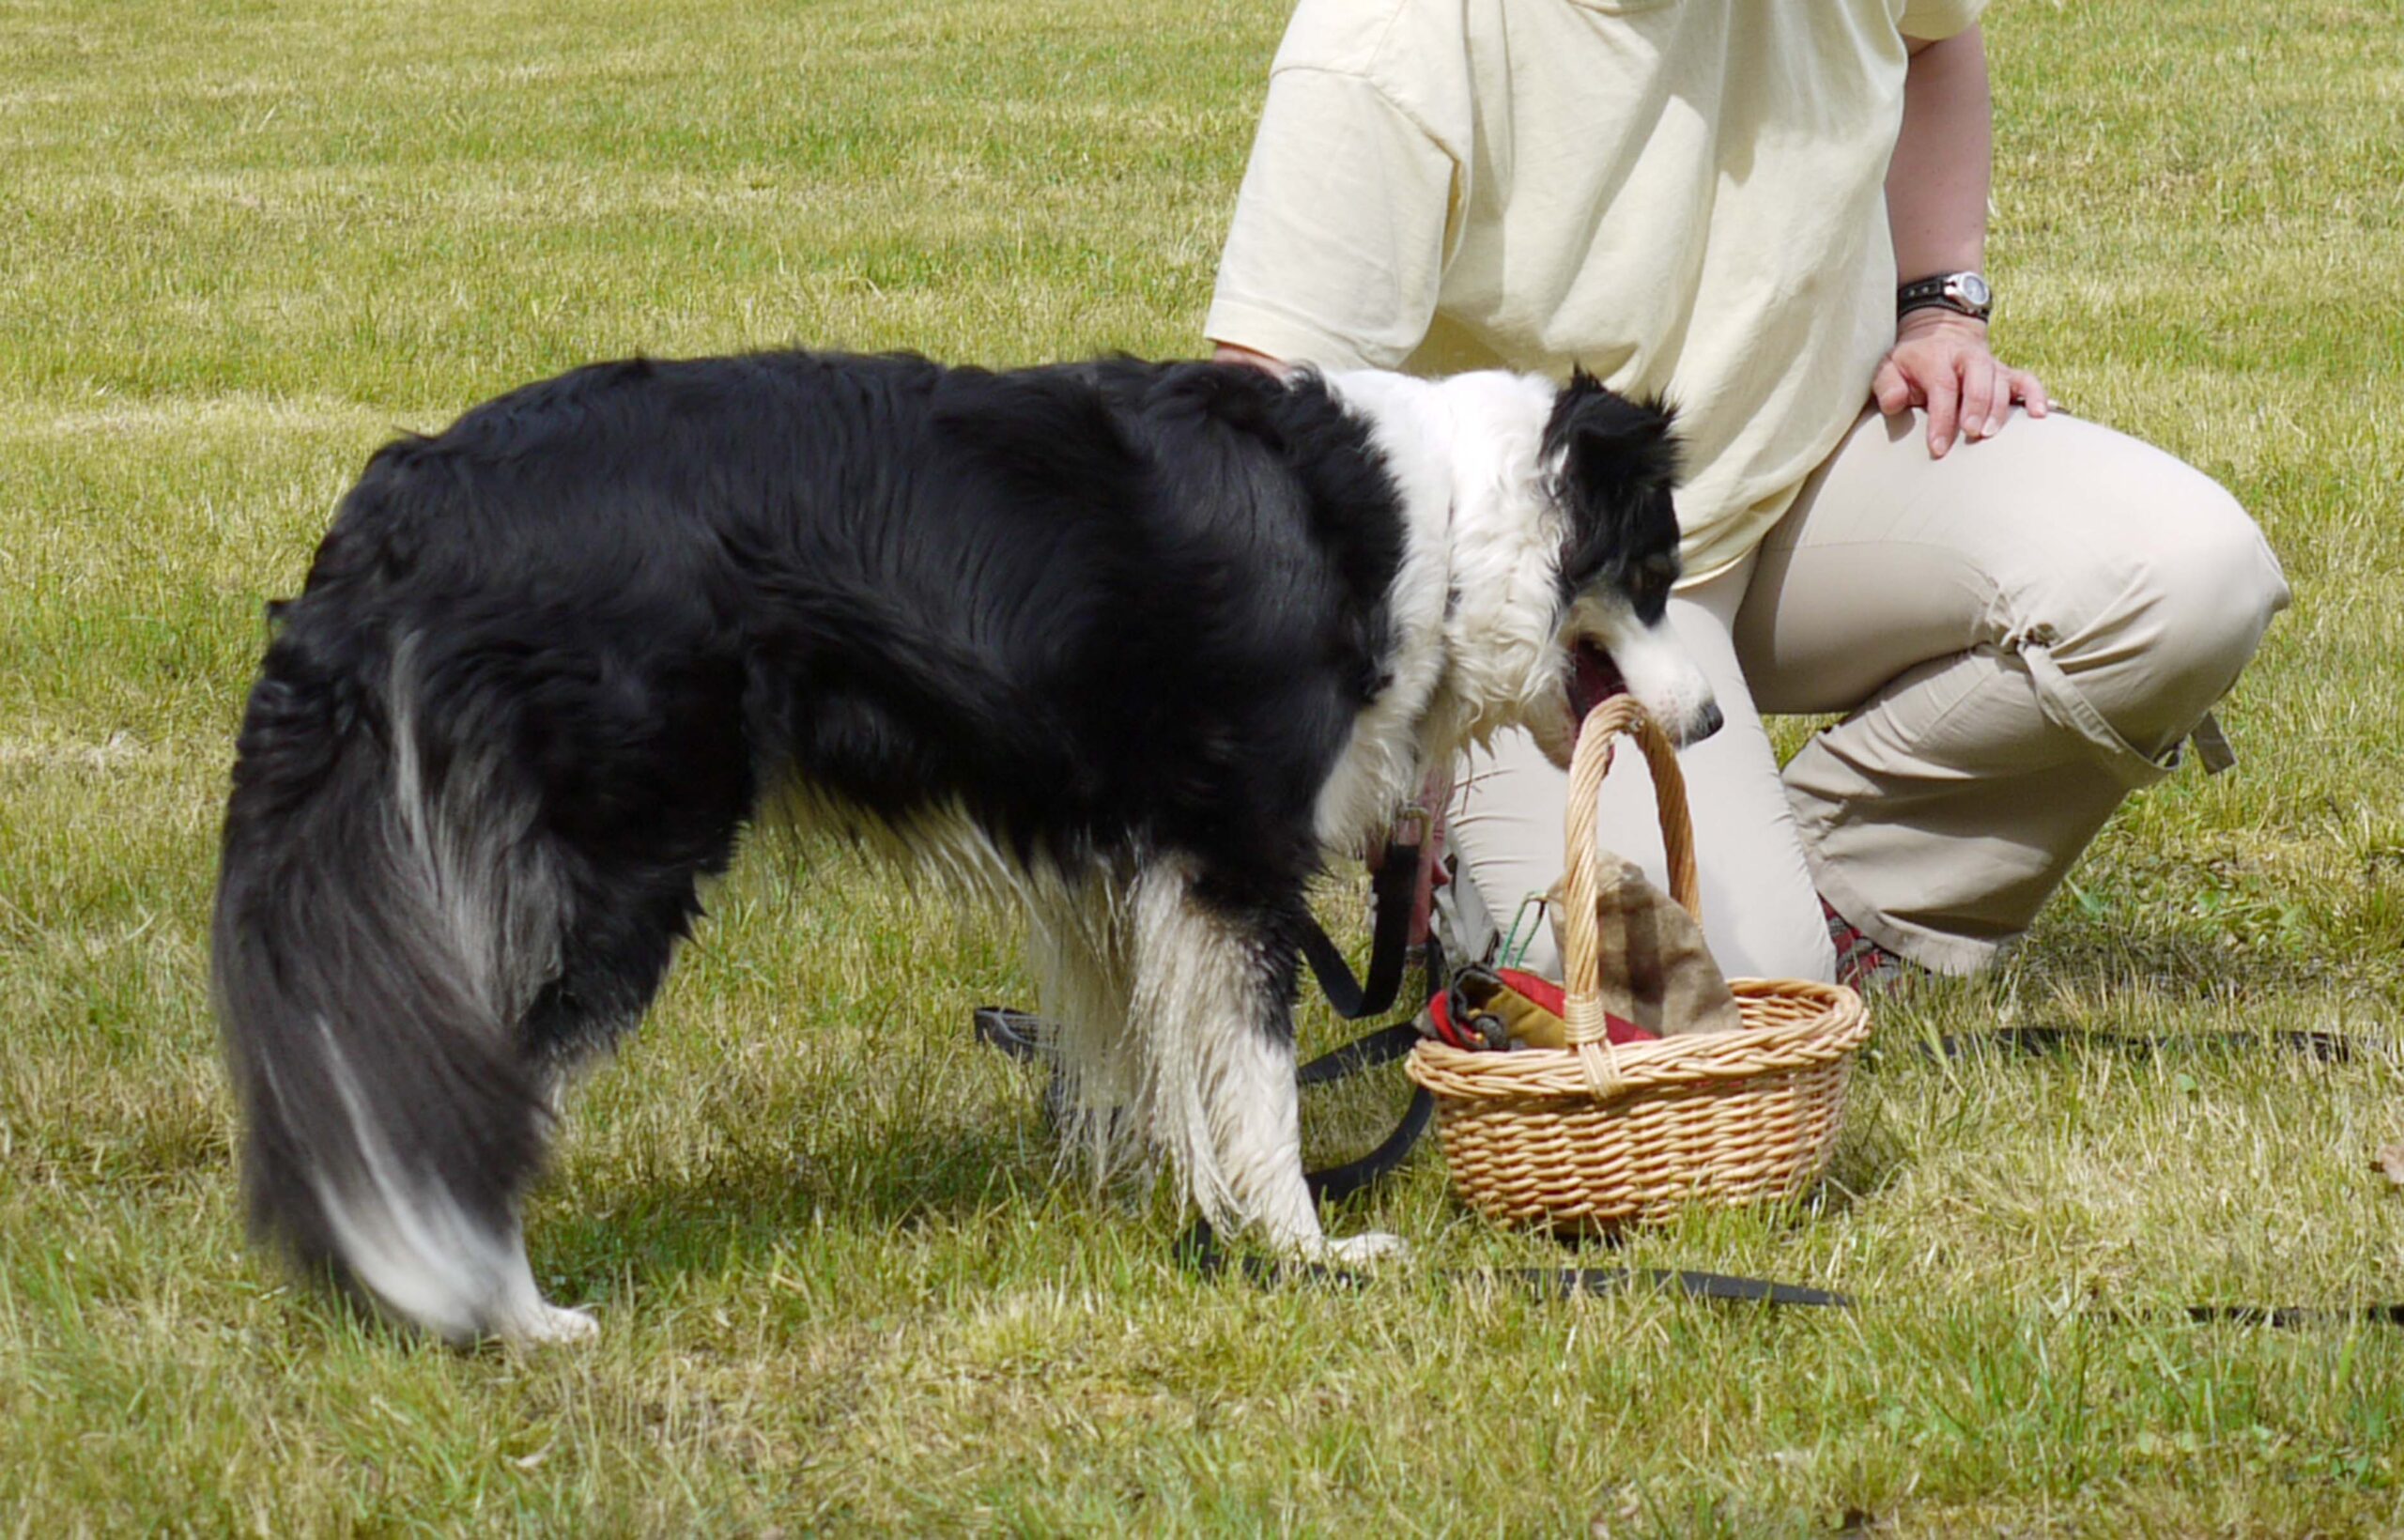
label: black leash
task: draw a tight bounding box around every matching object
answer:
[1296,1020,1424,1086]
[1921,1024,2383,1064]
[1293,908,1444,1205]
[1175,1222,1850,1307]
[2179,1302,2404,1327]
[975,853,2403,1324]
[970,1005,1057,1065]
[1179,1226,2404,1324]
[1175,1014,2404,1323]
[976,818,1445,1200]
[1288,823,1445,1199]
[970,985,1436,1206]
[1306,1081,1434,1205]
[1294,821,1428,1022]
[983,1001,2404,1322]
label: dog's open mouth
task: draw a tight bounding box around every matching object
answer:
[1567,640,1626,737]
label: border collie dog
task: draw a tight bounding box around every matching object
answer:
[213,352,1718,1344]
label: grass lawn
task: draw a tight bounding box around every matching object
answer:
[5,0,2403,1530]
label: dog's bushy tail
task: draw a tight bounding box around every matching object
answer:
[212,637,567,1343]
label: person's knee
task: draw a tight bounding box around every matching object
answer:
[1698,887,1835,983]
[2033,474,2288,747]
[2132,484,2287,730]
[1718,927,1836,986]
[2150,479,2289,657]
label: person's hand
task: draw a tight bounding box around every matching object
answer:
[1870,310,2049,457]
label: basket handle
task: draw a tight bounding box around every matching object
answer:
[1560,698,1702,1066]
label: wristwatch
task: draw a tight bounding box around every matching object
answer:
[1897,270,1993,323]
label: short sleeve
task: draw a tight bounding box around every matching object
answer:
[1205,66,1459,373]
[1899,0,1987,41]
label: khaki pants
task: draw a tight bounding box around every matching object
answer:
[1445,407,2292,980]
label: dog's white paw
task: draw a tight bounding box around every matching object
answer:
[501,1302,598,1348]
[1323,1231,1409,1266]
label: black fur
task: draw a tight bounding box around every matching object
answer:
[211,349,1685,1335]
[1547,368,1682,620]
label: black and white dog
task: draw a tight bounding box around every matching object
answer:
[213,351,1718,1345]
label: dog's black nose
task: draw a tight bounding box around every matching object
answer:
[1688,700,1725,746]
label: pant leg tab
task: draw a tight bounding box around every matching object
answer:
[2190,711,2238,775]
[2018,640,2183,790]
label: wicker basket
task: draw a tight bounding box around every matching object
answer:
[1406,696,1872,1232]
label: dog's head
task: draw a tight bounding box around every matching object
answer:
[1523,371,1720,766]
[1370,366,1720,769]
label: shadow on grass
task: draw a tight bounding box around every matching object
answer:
[1813,1093,1913,1216]
[2007,922,2367,1005]
[538,1098,1063,1288]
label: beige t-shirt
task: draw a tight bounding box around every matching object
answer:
[1207,0,1986,580]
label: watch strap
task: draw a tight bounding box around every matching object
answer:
[1897,270,1992,323]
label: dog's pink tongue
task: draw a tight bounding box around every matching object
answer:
[1568,642,1626,735]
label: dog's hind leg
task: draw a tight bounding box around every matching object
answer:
[1127,868,1404,1265]
[1026,883,1142,1181]
[219,632,756,1348]
[519,869,714,1090]
[218,712,601,1348]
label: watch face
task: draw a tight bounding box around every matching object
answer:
[1952,272,1992,309]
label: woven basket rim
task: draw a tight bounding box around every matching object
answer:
[1410,701,1874,1191]
[1408,977,1871,1101]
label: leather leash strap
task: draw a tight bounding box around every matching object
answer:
[1176,1223,1849,1307]
[1925,1024,2374,1063]
[1296,820,1428,1022]
[1189,1024,2402,1321]
[983,1006,2402,1322]
[980,853,2403,1323]
[970,1007,1434,1206]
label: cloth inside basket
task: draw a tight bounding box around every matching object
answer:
[1549,856,1743,1039]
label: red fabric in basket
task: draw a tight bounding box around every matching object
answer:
[1427,966,1658,1049]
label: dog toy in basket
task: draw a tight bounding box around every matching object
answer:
[1407,696,1872,1232]
[1421,962,1647,1053]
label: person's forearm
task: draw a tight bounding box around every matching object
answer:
[1212,342,1291,378]
[1886,26,1992,284]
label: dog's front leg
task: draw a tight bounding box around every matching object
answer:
[1131,871,1405,1266]
[1190,1006,1406,1267]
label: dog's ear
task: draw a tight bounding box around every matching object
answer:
[1545,370,1680,509]
[1545,372,1681,601]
